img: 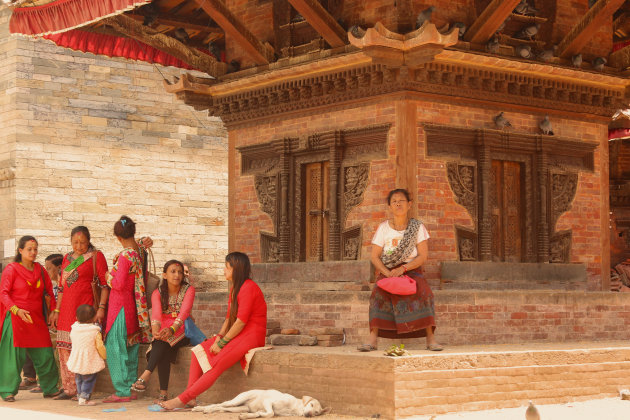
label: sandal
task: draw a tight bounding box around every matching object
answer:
[52,391,73,400]
[19,377,37,390]
[103,394,131,403]
[29,386,43,393]
[44,389,63,398]
[131,378,146,392]
[2,395,16,402]
[426,343,444,351]
[357,343,377,352]
[156,401,190,412]
[153,394,168,404]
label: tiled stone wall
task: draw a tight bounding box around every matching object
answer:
[0,6,228,289]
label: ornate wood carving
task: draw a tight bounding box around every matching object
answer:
[287,0,347,47]
[557,0,626,59]
[191,0,274,64]
[254,173,279,224]
[609,44,630,70]
[260,232,280,263]
[456,227,478,261]
[103,15,226,77]
[446,162,477,222]
[341,225,362,260]
[348,21,459,68]
[464,0,522,44]
[549,230,572,263]
[426,124,595,264]
[238,124,390,262]
[550,172,578,231]
[187,61,626,126]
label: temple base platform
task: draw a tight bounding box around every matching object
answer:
[93,341,630,419]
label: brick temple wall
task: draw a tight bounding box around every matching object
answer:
[0,6,229,289]
[229,95,609,288]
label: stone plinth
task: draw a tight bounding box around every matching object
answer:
[94,342,630,419]
[440,261,589,290]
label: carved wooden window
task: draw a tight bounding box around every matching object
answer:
[238,124,390,262]
[425,124,597,263]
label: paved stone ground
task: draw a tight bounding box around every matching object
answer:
[2,392,630,419]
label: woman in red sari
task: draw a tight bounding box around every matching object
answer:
[159,252,267,410]
[0,236,62,401]
[53,226,109,400]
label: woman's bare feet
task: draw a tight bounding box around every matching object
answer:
[160,397,186,410]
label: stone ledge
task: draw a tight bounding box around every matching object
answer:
[93,342,630,419]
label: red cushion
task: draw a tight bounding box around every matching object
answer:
[376,275,417,295]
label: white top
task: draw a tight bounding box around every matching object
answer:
[67,322,106,375]
[371,220,430,263]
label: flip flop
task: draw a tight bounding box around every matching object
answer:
[102,407,127,413]
[155,401,191,412]
[44,389,63,398]
[19,378,37,390]
[103,394,132,403]
[29,386,42,393]
[52,391,73,400]
[357,344,377,352]
[2,395,15,402]
[426,343,444,351]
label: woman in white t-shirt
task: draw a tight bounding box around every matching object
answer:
[357,188,442,352]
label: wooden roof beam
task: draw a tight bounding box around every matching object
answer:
[127,13,223,37]
[103,14,226,76]
[287,0,346,48]
[191,0,273,65]
[557,0,626,58]
[464,0,522,44]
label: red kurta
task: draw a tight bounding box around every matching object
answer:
[105,253,140,337]
[57,250,108,348]
[0,262,56,347]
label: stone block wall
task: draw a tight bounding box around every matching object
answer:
[0,6,228,289]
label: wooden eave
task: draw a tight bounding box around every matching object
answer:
[286,0,347,48]
[166,49,630,98]
[558,0,626,59]
[464,0,522,44]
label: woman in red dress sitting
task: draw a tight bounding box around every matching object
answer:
[160,252,267,410]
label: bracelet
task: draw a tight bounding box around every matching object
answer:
[169,326,176,334]
[10,305,19,315]
[98,303,106,309]
[52,309,60,313]
[216,337,230,349]
[151,320,161,326]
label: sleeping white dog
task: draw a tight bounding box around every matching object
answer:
[192,389,331,418]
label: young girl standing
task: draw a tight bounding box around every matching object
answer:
[67,304,107,406]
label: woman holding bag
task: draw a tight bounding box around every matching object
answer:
[357,188,442,352]
[54,226,109,400]
[131,259,196,402]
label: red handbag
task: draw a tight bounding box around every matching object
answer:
[376,275,417,295]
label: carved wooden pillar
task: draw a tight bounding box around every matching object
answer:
[537,149,549,262]
[328,133,342,260]
[277,139,291,262]
[477,132,492,261]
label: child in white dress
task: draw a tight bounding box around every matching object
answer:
[66,304,106,405]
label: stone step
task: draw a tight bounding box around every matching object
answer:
[93,342,630,419]
[440,261,588,290]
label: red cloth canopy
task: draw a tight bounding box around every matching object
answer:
[9,0,197,70]
[10,0,150,36]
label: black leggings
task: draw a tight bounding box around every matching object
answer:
[146,338,190,391]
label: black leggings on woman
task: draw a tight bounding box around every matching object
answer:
[146,338,190,390]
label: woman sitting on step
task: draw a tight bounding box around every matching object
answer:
[357,188,443,352]
[131,259,195,402]
[159,252,267,410]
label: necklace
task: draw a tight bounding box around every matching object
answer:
[392,219,408,230]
